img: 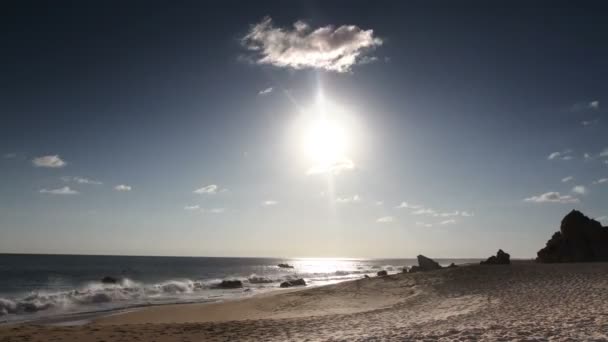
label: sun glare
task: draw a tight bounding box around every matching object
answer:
[303,118,348,166]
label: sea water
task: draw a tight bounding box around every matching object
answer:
[0,254,478,324]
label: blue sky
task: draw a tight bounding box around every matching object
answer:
[1,1,607,258]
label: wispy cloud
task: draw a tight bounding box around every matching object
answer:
[524,191,579,204]
[547,149,573,161]
[395,202,422,209]
[439,219,457,225]
[336,195,361,204]
[582,119,599,127]
[375,201,384,206]
[258,87,273,95]
[242,17,383,73]
[205,208,226,214]
[376,216,394,223]
[307,159,355,175]
[600,148,608,158]
[415,222,433,228]
[571,100,599,112]
[193,184,226,195]
[40,186,78,195]
[184,205,200,210]
[62,176,102,185]
[411,208,437,216]
[460,211,474,217]
[572,185,587,195]
[593,178,608,185]
[3,153,17,159]
[561,176,574,183]
[32,155,66,168]
[262,200,278,206]
[114,184,132,192]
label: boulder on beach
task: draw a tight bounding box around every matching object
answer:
[447,263,458,268]
[481,249,510,265]
[101,276,119,284]
[280,278,306,288]
[417,255,442,271]
[217,280,243,289]
[409,265,421,273]
[377,270,388,277]
[277,263,294,269]
[537,210,608,263]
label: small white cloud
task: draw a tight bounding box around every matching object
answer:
[593,178,608,185]
[205,208,226,214]
[600,148,608,158]
[584,153,592,160]
[184,205,200,210]
[415,222,433,228]
[395,202,422,209]
[375,201,384,206]
[589,100,600,109]
[524,191,579,204]
[438,211,460,217]
[114,184,132,192]
[336,195,361,204]
[194,184,220,194]
[572,185,587,194]
[582,119,599,126]
[32,155,66,168]
[596,216,607,223]
[460,211,474,217]
[242,17,383,73]
[571,100,600,112]
[548,149,573,161]
[439,219,457,225]
[411,208,437,216]
[376,216,394,223]
[561,176,574,183]
[40,186,78,195]
[307,159,355,175]
[258,87,273,95]
[262,200,278,206]
[62,176,102,185]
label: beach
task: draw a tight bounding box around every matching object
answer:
[2,261,607,341]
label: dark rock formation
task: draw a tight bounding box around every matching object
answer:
[409,265,420,273]
[417,255,442,271]
[376,270,388,277]
[217,280,243,289]
[447,263,458,268]
[277,263,294,269]
[537,210,608,263]
[280,278,306,288]
[101,276,119,284]
[481,249,510,265]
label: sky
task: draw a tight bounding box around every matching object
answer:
[1,1,607,258]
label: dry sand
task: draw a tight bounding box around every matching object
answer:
[2,261,608,341]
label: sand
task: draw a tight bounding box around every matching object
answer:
[2,261,608,341]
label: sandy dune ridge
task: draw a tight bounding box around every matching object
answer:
[1,261,608,341]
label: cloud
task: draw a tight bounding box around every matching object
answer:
[375,201,384,206]
[460,211,474,217]
[439,219,457,225]
[561,176,574,183]
[582,119,599,126]
[258,87,273,95]
[114,184,132,192]
[524,192,579,204]
[571,100,599,112]
[184,205,200,210]
[572,185,587,194]
[194,184,221,194]
[437,211,460,217]
[589,100,600,109]
[40,186,78,195]
[584,153,592,160]
[395,202,422,209]
[596,216,607,223]
[32,155,66,168]
[547,150,573,161]
[262,200,278,206]
[3,153,17,159]
[242,17,383,73]
[62,176,102,185]
[336,195,361,203]
[205,208,226,214]
[376,216,394,223]
[600,148,608,158]
[415,222,433,228]
[307,159,355,175]
[593,178,608,185]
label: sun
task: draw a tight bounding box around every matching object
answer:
[303,118,348,167]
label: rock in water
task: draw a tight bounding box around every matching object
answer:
[101,276,119,284]
[537,210,608,262]
[481,249,510,265]
[280,278,306,288]
[217,280,243,289]
[417,255,442,271]
[377,270,388,276]
[277,263,294,269]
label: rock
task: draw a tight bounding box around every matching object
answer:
[447,263,457,268]
[248,276,274,284]
[401,267,408,273]
[409,265,421,273]
[277,263,294,269]
[537,210,608,262]
[377,270,388,277]
[417,255,442,271]
[364,274,370,279]
[280,278,306,288]
[481,249,510,265]
[217,280,243,289]
[101,276,119,284]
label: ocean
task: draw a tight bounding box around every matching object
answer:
[0,254,479,324]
